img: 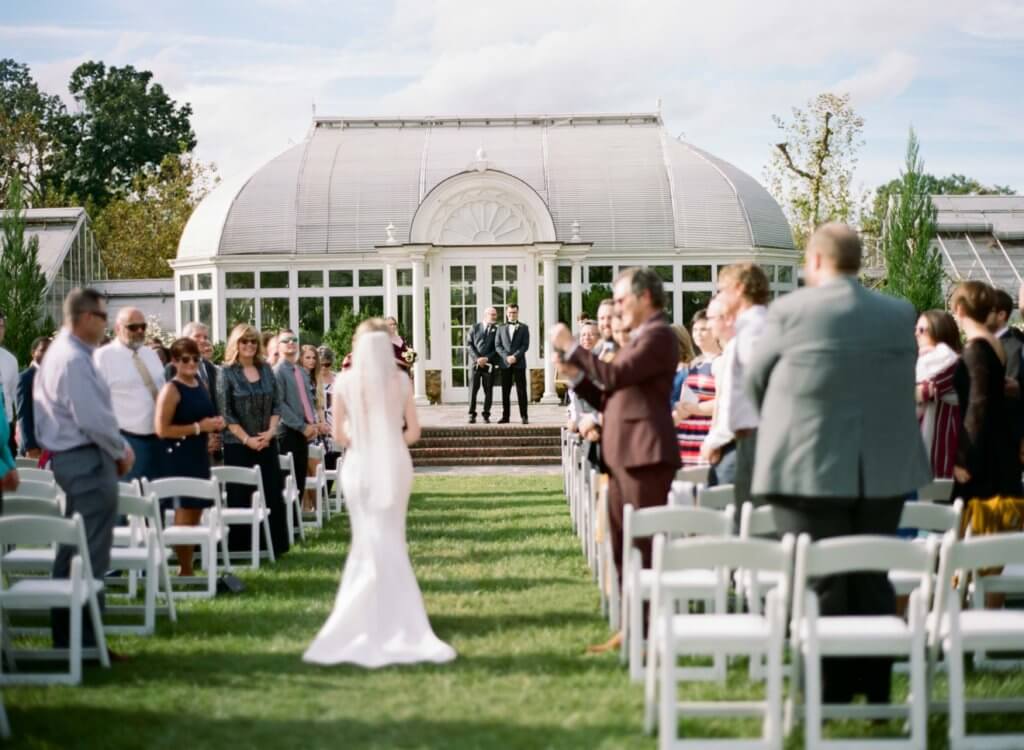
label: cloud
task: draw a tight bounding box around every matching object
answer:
[833,52,919,104]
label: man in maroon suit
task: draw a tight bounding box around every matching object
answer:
[551,267,680,651]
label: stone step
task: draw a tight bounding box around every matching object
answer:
[416,435,561,448]
[410,446,559,459]
[420,426,561,439]
[413,456,561,467]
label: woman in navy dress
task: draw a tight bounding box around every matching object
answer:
[155,337,224,576]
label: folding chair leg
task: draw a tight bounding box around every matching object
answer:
[206,542,217,598]
[629,587,644,682]
[251,523,260,569]
[144,556,157,634]
[658,634,676,749]
[87,595,110,669]
[263,517,275,563]
[947,637,967,745]
[69,602,82,684]
[804,643,823,749]
[160,552,178,622]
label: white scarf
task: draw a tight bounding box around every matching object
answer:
[916,343,959,463]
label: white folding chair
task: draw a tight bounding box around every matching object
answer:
[621,504,735,683]
[697,483,736,511]
[668,480,696,507]
[738,503,785,681]
[15,468,53,484]
[279,453,305,543]
[8,479,58,501]
[104,491,178,635]
[918,478,954,502]
[0,497,63,577]
[790,534,936,749]
[890,499,963,597]
[142,477,228,599]
[0,513,110,685]
[931,531,1024,749]
[14,457,37,470]
[307,444,330,523]
[323,452,344,514]
[676,465,710,485]
[644,534,795,749]
[211,466,275,568]
[594,474,620,631]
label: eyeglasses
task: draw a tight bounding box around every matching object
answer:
[278,337,296,344]
[89,310,109,321]
[239,338,258,345]
[177,355,199,364]
[126,323,147,333]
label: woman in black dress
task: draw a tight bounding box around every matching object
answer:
[217,324,289,556]
[950,281,1023,503]
[155,338,224,575]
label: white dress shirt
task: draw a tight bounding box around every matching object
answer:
[0,346,16,424]
[703,345,735,451]
[729,304,768,433]
[93,339,166,435]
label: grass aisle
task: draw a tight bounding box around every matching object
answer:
[6,475,653,750]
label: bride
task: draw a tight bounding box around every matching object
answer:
[303,319,456,668]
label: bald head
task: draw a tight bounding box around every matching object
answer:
[806,222,862,284]
[115,307,147,349]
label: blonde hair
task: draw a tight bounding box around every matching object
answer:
[718,263,771,305]
[224,324,264,366]
[301,344,324,413]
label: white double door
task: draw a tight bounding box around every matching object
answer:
[442,256,527,403]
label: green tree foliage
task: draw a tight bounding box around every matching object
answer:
[0,176,48,365]
[0,59,70,206]
[765,92,865,249]
[321,307,375,363]
[92,153,218,278]
[56,61,196,209]
[880,129,944,313]
[581,284,611,320]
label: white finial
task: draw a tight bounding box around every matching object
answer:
[385,222,398,245]
[473,146,489,171]
[656,97,662,115]
[571,220,581,242]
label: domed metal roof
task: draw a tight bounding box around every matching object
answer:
[177,113,795,260]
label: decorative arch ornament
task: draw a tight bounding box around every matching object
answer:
[410,169,557,245]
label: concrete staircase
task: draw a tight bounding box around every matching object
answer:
[411,425,562,467]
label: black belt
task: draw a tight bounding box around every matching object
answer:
[120,430,159,440]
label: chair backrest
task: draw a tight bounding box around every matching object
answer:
[15,457,39,469]
[898,499,963,534]
[17,468,54,483]
[625,504,734,546]
[142,477,221,506]
[933,531,1024,632]
[0,512,84,549]
[668,480,696,507]
[697,484,735,511]
[917,478,954,502]
[739,502,779,538]
[210,465,260,489]
[119,479,142,497]
[117,490,161,525]
[676,466,709,485]
[2,496,63,517]
[11,479,59,500]
[279,453,295,476]
[308,444,324,461]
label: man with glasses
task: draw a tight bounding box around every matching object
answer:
[35,288,135,658]
[95,307,167,482]
[274,329,318,496]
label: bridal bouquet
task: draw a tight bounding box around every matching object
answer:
[402,348,418,365]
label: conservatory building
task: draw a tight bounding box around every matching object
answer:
[172,113,798,404]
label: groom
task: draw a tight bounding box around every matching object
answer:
[466,307,500,424]
[496,304,530,424]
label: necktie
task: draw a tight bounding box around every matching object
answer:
[132,349,159,401]
[293,363,316,424]
[197,360,209,390]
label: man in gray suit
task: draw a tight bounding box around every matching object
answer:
[746,222,930,705]
[466,307,500,423]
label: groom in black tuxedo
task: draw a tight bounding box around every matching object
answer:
[466,306,500,424]
[496,304,530,424]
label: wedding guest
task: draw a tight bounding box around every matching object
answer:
[148,337,170,366]
[154,338,224,575]
[990,289,1024,446]
[264,333,280,367]
[668,324,696,406]
[0,311,18,457]
[0,390,18,512]
[607,314,630,358]
[35,288,135,656]
[675,310,720,466]
[218,324,288,556]
[386,316,412,372]
[701,296,737,485]
[593,299,617,359]
[567,321,600,432]
[551,267,679,653]
[274,329,317,500]
[16,336,48,459]
[300,344,329,511]
[747,223,930,705]
[496,304,530,424]
[466,307,500,424]
[950,281,1023,504]
[94,307,167,482]
[915,310,961,479]
[317,346,340,472]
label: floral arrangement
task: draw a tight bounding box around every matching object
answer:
[402,347,418,366]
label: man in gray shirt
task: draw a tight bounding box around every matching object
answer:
[35,288,135,654]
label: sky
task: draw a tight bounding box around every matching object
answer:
[2,0,1022,201]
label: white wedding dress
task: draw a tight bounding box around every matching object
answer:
[303,332,456,668]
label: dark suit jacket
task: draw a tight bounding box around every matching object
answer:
[466,322,500,367]
[16,366,37,454]
[570,312,680,471]
[165,359,220,414]
[999,328,1024,439]
[496,322,530,370]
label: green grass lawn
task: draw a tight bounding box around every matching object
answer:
[4,475,1024,749]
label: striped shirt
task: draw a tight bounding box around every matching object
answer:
[677,357,717,466]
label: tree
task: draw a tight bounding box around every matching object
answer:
[766,92,865,249]
[880,129,944,312]
[322,307,375,362]
[56,61,196,208]
[92,153,218,278]
[0,176,48,365]
[0,59,70,206]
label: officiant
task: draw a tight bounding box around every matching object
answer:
[466,307,501,424]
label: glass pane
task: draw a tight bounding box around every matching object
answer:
[260,298,290,331]
[465,287,476,305]
[329,270,353,287]
[226,298,255,329]
[226,272,255,290]
[298,270,323,288]
[198,299,213,328]
[492,265,504,282]
[179,274,194,292]
[451,286,463,305]
[654,265,673,283]
[451,266,462,283]
[260,271,289,289]
[492,287,504,305]
[588,265,613,284]
[682,291,713,325]
[506,265,517,283]
[299,297,325,346]
[764,264,776,282]
[664,293,675,321]
[558,292,572,326]
[328,296,353,328]
[464,266,476,282]
[180,300,195,324]
[581,283,612,320]
[452,368,465,388]
[197,273,212,291]
[778,265,793,284]
[359,269,383,287]
[397,294,413,342]
[396,268,413,286]
[360,295,383,317]
[682,265,712,283]
[557,265,572,284]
